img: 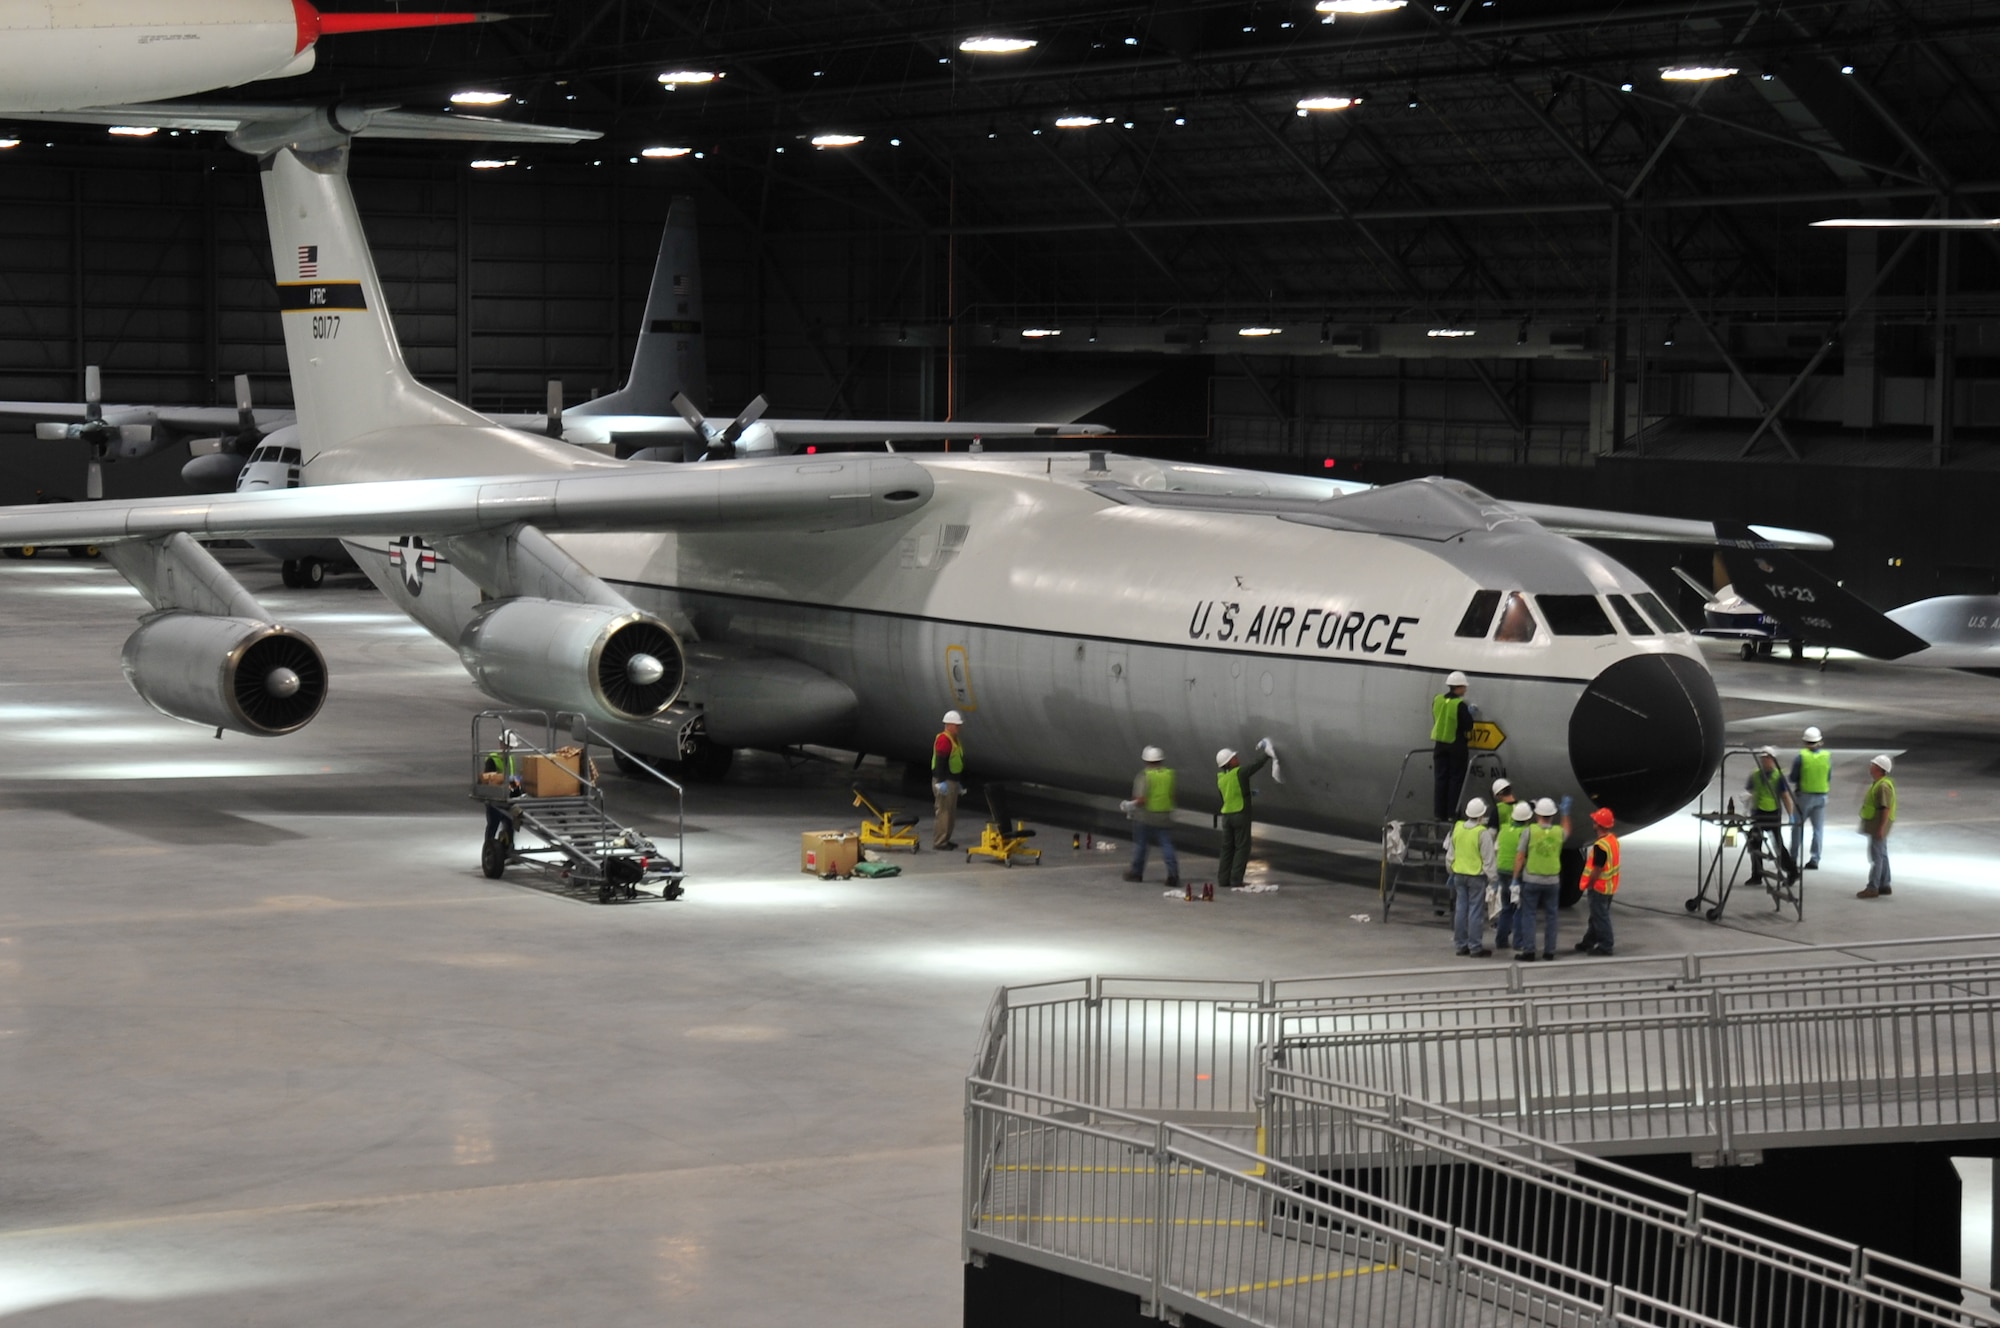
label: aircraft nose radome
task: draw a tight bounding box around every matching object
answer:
[1567,653,1723,829]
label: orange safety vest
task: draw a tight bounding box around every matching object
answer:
[1582,832,1621,895]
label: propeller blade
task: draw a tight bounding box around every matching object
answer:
[717,394,771,448]
[86,457,103,501]
[669,391,708,434]
[545,379,564,440]
[234,374,255,422]
[83,365,102,422]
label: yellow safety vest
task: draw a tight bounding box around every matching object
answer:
[1144,766,1176,812]
[1450,820,1486,876]
[1524,823,1563,876]
[1797,748,1831,795]
[934,731,964,776]
[1218,766,1247,815]
[1430,693,1465,743]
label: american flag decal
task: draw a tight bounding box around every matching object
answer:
[298,245,318,279]
[672,273,688,294]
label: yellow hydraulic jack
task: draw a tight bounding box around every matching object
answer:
[966,785,1041,867]
[852,785,920,853]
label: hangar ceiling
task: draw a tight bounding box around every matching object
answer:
[1,0,1998,483]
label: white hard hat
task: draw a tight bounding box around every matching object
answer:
[1492,777,1512,794]
[1803,726,1823,743]
[1512,802,1534,822]
[1445,670,1469,688]
[1215,747,1237,767]
[1464,797,1488,819]
[1534,797,1558,817]
[1142,745,1165,763]
[499,729,518,747]
[1757,746,1778,759]
[1871,753,1894,774]
[942,710,964,724]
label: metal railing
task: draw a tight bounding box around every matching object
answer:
[966,938,2000,1327]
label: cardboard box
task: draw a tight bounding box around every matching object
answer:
[520,752,583,799]
[801,830,861,879]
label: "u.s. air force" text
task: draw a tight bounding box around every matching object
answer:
[1187,601,1418,656]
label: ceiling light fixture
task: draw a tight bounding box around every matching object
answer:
[1660,64,1738,81]
[1238,326,1283,337]
[1296,96,1360,113]
[1811,217,2000,229]
[810,133,864,147]
[1426,327,1475,338]
[470,158,516,169]
[959,35,1036,53]
[641,146,692,159]
[108,126,158,137]
[0,138,19,149]
[1021,328,1061,338]
[658,70,721,87]
[1315,0,1408,12]
[449,90,508,106]
[1055,115,1103,128]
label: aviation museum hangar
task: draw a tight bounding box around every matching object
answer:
[4,1,2000,1324]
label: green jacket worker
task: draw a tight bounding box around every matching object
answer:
[1789,727,1830,870]
[1431,671,1478,820]
[1215,740,1276,889]
[1856,754,1897,899]
[931,710,966,850]
[1122,746,1180,889]
[1448,797,1498,957]
[1511,798,1565,961]
[1745,746,1797,884]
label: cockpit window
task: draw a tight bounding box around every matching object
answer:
[1608,594,1653,636]
[249,447,269,463]
[1455,590,1501,639]
[1634,591,1684,634]
[1494,591,1537,643]
[1536,594,1615,636]
[281,447,302,465]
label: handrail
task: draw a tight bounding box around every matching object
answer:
[967,939,2000,1327]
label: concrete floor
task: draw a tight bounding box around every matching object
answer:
[2,553,1998,1324]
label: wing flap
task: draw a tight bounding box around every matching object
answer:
[0,456,932,547]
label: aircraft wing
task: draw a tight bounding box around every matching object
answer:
[7,103,601,145]
[1712,523,1929,659]
[1505,504,1833,552]
[0,454,932,547]
[487,413,1113,450]
[0,403,292,434]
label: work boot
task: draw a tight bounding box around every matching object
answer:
[1856,888,1879,899]
[1166,875,1181,893]
[1122,871,1143,883]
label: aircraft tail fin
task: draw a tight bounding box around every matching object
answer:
[1713,522,1929,659]
[572,196,709,418]
[258,144,486,453]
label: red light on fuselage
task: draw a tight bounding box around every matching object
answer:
[805,445,818,454]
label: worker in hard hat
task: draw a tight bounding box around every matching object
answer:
[931,709,967,850]
[1449,796,1498,957]
[1512,797,1570,961]
[1857,754,1897,899]
[1430,670,1479,820]
[1574,806,1620,957]
[1491,792,1530,951]
[482,728,527,841]
[1745,746,1798,885]
[1214,739,1276,890]
[1122,746,1180,889]
[1789,726,1830,870]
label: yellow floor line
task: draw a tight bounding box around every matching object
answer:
[983,1215,1262,1227]
[1199,1262,1395,1299]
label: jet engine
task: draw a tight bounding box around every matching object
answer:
[121,613,329,736]
[457,600,685,723]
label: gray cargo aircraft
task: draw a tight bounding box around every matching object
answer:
[0,120,1832,860]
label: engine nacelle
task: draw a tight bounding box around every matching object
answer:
[182,451,248,493]
[457,599,685,723]
[121,613,329,737]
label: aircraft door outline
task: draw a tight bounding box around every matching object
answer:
[946,643,977,712]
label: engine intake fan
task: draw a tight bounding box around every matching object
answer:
[122,613,329,736]
[458,599,685,723]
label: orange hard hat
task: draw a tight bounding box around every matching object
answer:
[1591,807,1615,828]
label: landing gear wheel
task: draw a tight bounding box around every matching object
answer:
[679,738,734,783]
[14,545,36,560]
[1558,847,1584,909]
[299,557,325,589]
[281,559,301,588]
[1739,642,1756,661]
[66,544,100,559]
[481,832,508,880]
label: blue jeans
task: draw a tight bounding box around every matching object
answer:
[1131,821,1179,879]
[1492,882,1519,948]
[1450,874,1488,951]
[1580,890,1614,954]
[1518,881,1559,956]
[1791,792,1827,865]
[1867,836,1891,893]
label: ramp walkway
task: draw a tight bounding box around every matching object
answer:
[964,935,2000,1328]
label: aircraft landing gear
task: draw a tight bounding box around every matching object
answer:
[281,557,327,589]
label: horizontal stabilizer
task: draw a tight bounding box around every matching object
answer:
[1713,523,1929,659]
[0,455,933,547]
